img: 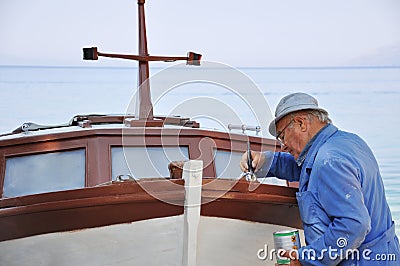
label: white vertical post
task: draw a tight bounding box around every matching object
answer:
[182,160,203,266]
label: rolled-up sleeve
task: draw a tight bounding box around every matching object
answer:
[255,151,301,182]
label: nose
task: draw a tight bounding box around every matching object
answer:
[281,142,289,152]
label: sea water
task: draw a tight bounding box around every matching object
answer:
[1,65,399,236]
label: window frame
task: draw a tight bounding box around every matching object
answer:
[0,138,89,198]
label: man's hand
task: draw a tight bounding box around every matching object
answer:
[280,250,302,266]
[240,151,265,173]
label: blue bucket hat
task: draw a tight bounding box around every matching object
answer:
[269,92,328,136]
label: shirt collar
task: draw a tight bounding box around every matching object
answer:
[296,124,330,166]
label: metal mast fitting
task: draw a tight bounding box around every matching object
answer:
[83,0,202,123]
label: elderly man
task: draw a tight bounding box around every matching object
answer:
[240,92,399,265]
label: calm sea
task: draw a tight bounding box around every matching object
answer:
[1,65,400,236]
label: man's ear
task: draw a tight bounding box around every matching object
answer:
[294,115,308,132]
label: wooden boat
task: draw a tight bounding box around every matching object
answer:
[0,1,301,265]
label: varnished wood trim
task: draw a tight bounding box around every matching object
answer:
[0,179,299,241]
[0,151,4,198]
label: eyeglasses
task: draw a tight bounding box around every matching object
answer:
[276,118,294,146]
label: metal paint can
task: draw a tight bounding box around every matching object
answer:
[273,229,301,264]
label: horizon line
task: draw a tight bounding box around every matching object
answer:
[1,64,400,70]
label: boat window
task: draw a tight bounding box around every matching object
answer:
[214,149,243,179]
[3,149,86,198]
[111,146,189,179]
[214,149,287,185]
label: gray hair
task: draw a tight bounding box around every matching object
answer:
[293,109,332,124]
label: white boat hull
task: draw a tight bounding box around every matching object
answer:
[0,215,303,266]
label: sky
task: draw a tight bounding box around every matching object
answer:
[1,0,400,67]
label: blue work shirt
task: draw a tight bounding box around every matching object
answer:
[257,124,400,265]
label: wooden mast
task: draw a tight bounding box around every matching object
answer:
[83,0,202,123]
[137,0,152,120]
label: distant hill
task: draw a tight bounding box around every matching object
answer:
[345,44,400,67]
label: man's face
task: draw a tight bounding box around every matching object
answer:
[275,115,306,160]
